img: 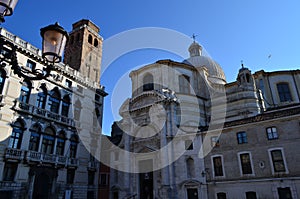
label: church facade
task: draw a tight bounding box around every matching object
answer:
[0,19,107,199]
[109,41,300,199]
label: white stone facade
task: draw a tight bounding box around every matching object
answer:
[0,19,106,199]
[109,41,300,199]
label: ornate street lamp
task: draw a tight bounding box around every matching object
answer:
[0,23,69,80]
[0,0,69,80]
[0,0,18,22]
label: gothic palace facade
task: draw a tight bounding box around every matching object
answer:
[0,19,107,199]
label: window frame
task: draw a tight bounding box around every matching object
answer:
[211,155,225,177]
[276,82,293,102]
[268,148,288,174]
[238,152,254,176]
[237,131,248,144]
[266,127,278,140]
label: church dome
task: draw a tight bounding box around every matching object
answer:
[183,41,226,84]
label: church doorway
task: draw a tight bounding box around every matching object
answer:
[139,159,153,199]
[187,188,198,199]
[33,172,51,199]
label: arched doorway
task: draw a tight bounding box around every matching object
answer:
[33,173,51,199]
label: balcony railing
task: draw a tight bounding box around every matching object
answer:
[25,150,77,167]
[3,149,76,173]
[4,148,24,161]
[15,100,75,127]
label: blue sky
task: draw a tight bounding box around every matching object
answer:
[2,0,300,135]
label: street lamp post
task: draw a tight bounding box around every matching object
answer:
[0,0,69,80]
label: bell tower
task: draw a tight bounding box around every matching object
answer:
[63,19,102,84]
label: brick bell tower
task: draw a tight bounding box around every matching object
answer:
[63,19,103,84]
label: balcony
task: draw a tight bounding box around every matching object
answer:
[25,150,79,168]
[4,148,24,161]
[14,100,75,127]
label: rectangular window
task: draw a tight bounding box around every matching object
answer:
[3,163,17,181]
[65,79,72,88]
[267,127,278,140]
[179,75,190,94]
[277,187,292,199]
[212,156,224,177]
[246,191,257,199]
[277,83,292,102]
[239,153,253,174]
[185,140,193,150]
[271,149,286,172]
[26,59,36,70]
[259,79,264,94]
[237,131,247,144]
[100,173,108,186]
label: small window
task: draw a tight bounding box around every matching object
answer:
[2,163,17,181]
[88,34,93,44]
[185,140,193,150]
[115,151,119,161]
[237,131,247,144]
[277,83,292,102]
[266,127,278,140]
[65,79,72,88]
[94,38,98,47]
[239,153,253,175]
[179,75,190,94]
[277,187,292,199]
[246,191,257,199]
[100,173,108,186]
[143,73,154,91]
[70,35,74,44]
[19,81,31,104]
[211,136,220,147]
[270,149,286,172]
[217,192,227,199]
[26,59,36,70]
[212,156,224,177]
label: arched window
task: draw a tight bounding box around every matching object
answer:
[8,120,25,149]
[29,123,41,151]
[61,95,71,117]
[277,82,292,102]
[0,69,6,94]
[88,34,93,44]
[48,88,61,113]
[36,85,47,109]
[19,81,31,103]
[42,127,55,154]
[69,134,78,158]
[94,38,98,47]
[186,158,195,178]
[74,100,81,121]
[143,73,154,91]
[56,131,66,156]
